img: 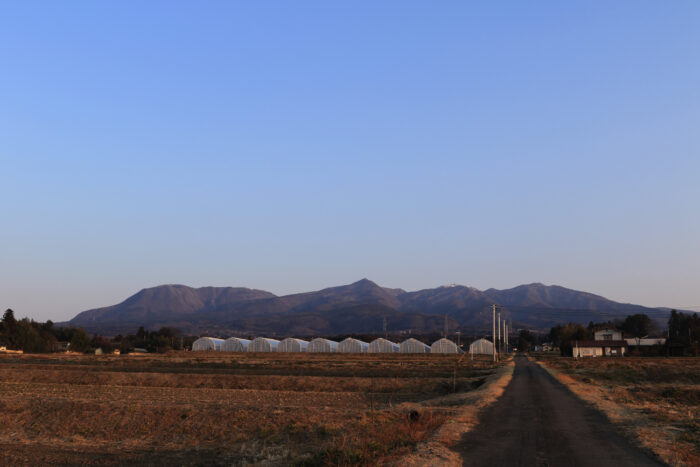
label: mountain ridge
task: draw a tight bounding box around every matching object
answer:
[62,279,681,336]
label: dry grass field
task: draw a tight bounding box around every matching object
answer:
[537,356,700,467]
[0,352,500,466]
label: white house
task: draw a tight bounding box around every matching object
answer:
[594,329,623,341]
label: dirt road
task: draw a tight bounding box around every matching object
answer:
[457,355,663,467]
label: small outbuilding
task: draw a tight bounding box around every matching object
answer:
[469,338,494,355]
[192,337,224,352]
[399,338,430,354]
[338,337,369,353]
[307,338,339,353]
[247,337,280,352]
[368,338,399,353]
[221,337,251,352]
[278,338,309,353]
[431,338,462,354]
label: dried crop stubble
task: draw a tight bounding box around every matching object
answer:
[0,352,500,465]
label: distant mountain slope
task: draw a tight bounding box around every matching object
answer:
[483,283,645,312]
[397,285,497,326]
[63,280,684,336]
[68,285,276,328]
[230,303,459,337]
[218,278,402,317]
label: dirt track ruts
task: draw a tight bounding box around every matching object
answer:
[457,355,663,467]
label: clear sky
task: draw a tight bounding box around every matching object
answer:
[1,1,699,322]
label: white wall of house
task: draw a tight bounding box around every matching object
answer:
[573,345,626,357]
[573,347,603,357]
[594,329,622,341]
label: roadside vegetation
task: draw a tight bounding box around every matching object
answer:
[537,356,699,466]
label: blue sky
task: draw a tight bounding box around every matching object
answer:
[1,1,699,321]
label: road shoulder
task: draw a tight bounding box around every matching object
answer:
[536,358,694,467]
[398,358,515,467]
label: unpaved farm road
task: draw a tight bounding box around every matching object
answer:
[457,355,663,467]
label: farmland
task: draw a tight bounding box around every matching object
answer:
[537,356,700,466]
[0,352,501,465]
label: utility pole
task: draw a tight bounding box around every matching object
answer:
[505,321,508,352]
[498,312,501,354]
[383,317,387,339]
[456,330,461,348]
[492,304,497,362]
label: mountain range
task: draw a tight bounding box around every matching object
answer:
[62,279,678,337]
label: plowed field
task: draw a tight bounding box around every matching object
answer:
[0,352,499,465]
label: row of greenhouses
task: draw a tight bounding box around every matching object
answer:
[192,336,479,354]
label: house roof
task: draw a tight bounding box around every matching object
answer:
[572,340,628,348]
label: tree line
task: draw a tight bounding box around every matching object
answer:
[0,309,195,354]
[2,307,698,355]
[0,309,92,353]
[543,310,699,355]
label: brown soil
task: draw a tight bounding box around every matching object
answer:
[539,356,700,467]
[0,352,499,466]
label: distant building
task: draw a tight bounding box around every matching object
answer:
[277,338,308,353]
[338,338,369,353]
[368,338,399,353]
[247,337,280,352]
[191,337,223,352]
[431,338,463,354]
[307,338,339,353]
[594,329,622,341]
[572,329,627,357]
[399,338,430,354]
[625,337,666,346]
[469,338,493,355]
[221,337,251,352]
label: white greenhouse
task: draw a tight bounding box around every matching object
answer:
[431,338,463,354]
[469,338,494,355]
[368,338,399,353]
[277,338,309,353]
[247,337,280,352]
[192,337,224,352]
[338,337,369,353]
[220,337,251,352]
[399,338,431,354]
[307,338,339,353]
